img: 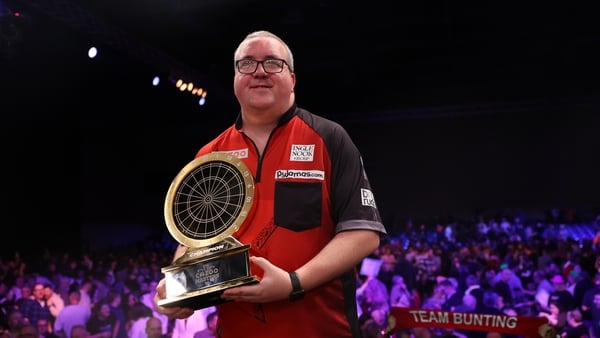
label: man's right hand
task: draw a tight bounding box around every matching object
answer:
[153,278,195,319]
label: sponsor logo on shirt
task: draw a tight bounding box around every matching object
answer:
[289,144,315,161]
[361,188,377,207]
[275,170,325,180]
[223,148,249,159]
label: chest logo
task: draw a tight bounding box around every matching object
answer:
[290,144,315,161]
[223,148,249,159]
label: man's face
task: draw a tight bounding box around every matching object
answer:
[233,37,295,113]
[32,284,45,300]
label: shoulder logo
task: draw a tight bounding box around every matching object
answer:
[361,188,377,208]
[290,144,315,162]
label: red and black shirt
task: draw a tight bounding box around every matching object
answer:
[196,104,387,337]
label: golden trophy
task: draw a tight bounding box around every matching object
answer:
[158,152,259,310]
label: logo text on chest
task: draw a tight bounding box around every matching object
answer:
[290,144,315,161]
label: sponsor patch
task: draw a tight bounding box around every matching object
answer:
[361,188,377,208]
[223,148,249,159]
[289,144,315,161]
[275,169,325,180]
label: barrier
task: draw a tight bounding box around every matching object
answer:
[389,307,556,338]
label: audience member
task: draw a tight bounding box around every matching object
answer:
[19,284,51,327]
[126,302,152,338]
[16,323,38,338]
[104,291,126,338]
[193,311,218,338]
[43,284,64,324]
[36,318,59,338]
[1,310,25,338]
[389,275,413,308]
[548,274,576,313]
[171,307,216,338]
[86,301,117,338]
[54,290,91,338]
[144,317,164,338]
[68,326,89,338]
[560,308,589,338]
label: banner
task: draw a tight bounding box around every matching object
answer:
[389,307,556,338]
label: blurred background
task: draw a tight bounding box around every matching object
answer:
[1,0,599,257]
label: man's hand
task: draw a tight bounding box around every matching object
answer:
[220,256,291,303]
[153,278,195,319]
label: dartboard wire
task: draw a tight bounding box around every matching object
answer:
[207,162,223,195]
[173,183,210,238]
[224,169,245,191]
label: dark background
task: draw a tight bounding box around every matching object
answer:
[1,0,599,256]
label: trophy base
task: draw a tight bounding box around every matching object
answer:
[158,275,259,309]
[159,238,259,310]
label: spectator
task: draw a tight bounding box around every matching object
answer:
[20,283,51,327]
[126,302,152,338]
[193,311,218,338]
[1,310,25,338]
[561,308,589,338]
[144,317,164,338]
[36,318,59,338]
[43,284,64,324]
[69,326,89,338]
[54,290,91,338]
[548,274,575,313]
[86,301,117,338]
[172,307,215,338]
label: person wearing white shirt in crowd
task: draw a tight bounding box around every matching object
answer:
[141,280,170,337]
[54,290,91,338]
[44,284,65,319]
[171,306,217,338]
[193,311,218,338]
[127,302,153,338]
[77,280,93,309]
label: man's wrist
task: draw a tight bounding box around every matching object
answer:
[289,271,305,301]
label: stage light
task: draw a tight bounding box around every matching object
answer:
[88,46,98,58]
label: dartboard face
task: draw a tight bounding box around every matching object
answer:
[164,152,254,248]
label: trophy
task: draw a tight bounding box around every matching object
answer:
[158,152,259,310]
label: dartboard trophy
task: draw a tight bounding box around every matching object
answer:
[158,152,259,310]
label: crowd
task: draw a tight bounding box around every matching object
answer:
[1,209,599,338]
[357,211,600,338]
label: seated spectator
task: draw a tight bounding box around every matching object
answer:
[17,323,38,338]
[1,310,25,338]
[538,301,567,333]
[561,308,589,338]
[144,317,164,338]
[69,325,89,338]
[193,311,218,338]
[389,275,413,308]
[54,289,91,338]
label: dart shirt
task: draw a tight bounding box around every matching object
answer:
[195,104,387,338]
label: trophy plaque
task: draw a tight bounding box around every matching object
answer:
[158,152,259,310]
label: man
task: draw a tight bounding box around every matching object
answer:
[193,311,218,338]
[145,317,165,338]
[154,30,387,337]
[20,283,52,329]
[53,289,91,338]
